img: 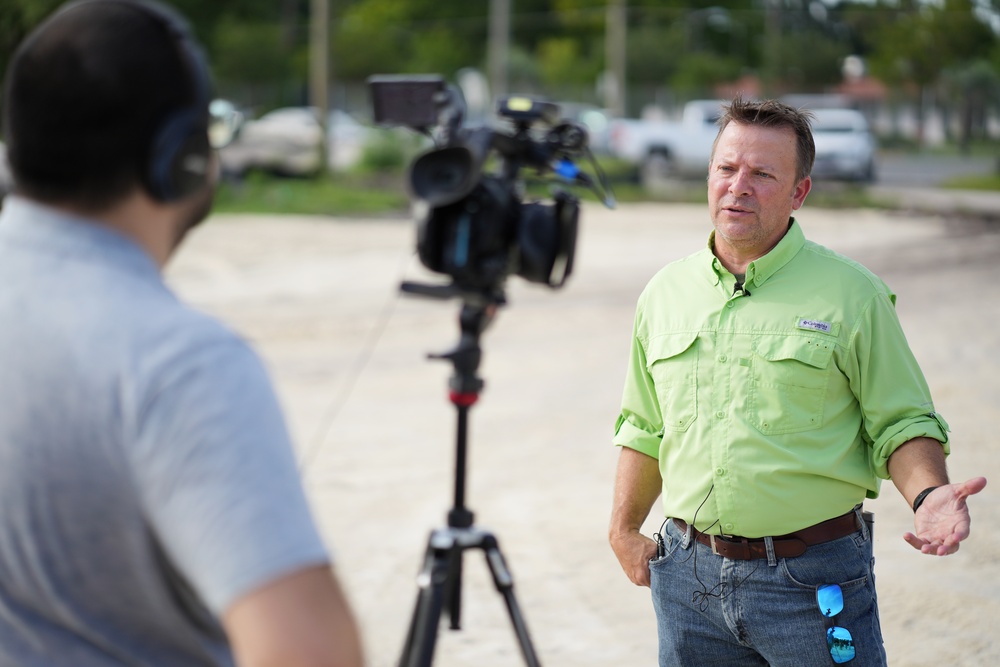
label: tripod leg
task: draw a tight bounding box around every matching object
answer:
[398,540,452,667]
[445,546,464,630]
[482,536,543,667]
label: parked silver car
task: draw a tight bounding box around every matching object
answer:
[217,106,375,177]
[810,108,877,183]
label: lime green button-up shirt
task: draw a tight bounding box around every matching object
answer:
[614,220,949,538]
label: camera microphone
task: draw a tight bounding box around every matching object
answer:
[554,159,616,209]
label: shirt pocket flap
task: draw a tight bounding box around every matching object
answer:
[643,331,699,433]
[645,331,699,368]
[755,336,834,370]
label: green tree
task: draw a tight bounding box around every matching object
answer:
[537,36,602,89]
[0,0,308,112]
[867,0,997,145]
[942,60,1000,151]
[212,17,307,110]
[771,26,853,93]
[620,3,766,111]
[0,0,67,100]
[670,52,742,98]
[332,0,484,80]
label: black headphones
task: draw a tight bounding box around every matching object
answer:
[52,0,214,202]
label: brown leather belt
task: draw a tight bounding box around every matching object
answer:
[672,510,860,560]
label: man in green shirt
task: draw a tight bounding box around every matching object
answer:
[608,97,987,666]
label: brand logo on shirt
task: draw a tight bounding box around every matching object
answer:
[798,318,832,333]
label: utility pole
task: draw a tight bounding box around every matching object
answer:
[605,0,626,117]
[309,0,330,174]
[763,0,782,93]
[488,0,510,103]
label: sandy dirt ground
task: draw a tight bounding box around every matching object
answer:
[166,201,1000,667]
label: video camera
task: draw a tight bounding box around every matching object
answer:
[369,75,614,306]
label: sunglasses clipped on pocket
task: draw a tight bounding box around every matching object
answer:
[817,584,856,664]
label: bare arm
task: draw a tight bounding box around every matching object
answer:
[224,564,365,667]
[608,447,662,587]
[886,437,950,506]
[887,437,987,557]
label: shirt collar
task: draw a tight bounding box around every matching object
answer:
[0,195,161,281]
[703,218,806,288]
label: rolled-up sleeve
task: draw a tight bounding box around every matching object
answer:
[613,307,663,460]
[848,291,950,479]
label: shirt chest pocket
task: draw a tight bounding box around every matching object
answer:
[748,335,834,435]
[645,332,699,432]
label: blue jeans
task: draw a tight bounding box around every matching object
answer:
[649,513,887,666]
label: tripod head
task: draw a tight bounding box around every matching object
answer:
[428,302,496,404]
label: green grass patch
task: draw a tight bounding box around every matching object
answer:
[878,139,1000,157]
[213,170,411,217]
[806,183,896,209]
[211,147,994,218]
[940,172,1000,191]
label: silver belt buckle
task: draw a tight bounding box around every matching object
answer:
[709,534,721,556]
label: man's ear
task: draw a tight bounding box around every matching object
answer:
[792,176,812,210]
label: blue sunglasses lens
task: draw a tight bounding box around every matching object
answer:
[817,584,844,617]
[828,626,856,663]
[817,584,855,663]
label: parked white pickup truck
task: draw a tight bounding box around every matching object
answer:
[608,99,726,181]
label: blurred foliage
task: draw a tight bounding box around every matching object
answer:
[356,129,423,173]
[0,0,64,87]
[670,52,742,97]
[213,169,409,216]
[1,0,999,150]
[942,172,1000,190]
[537,36,602,87]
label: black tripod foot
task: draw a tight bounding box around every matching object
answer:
[398,525,542,667]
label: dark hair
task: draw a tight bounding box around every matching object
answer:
[713,96,816,182]
[2,1,198,208]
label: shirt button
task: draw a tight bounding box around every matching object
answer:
[715,467,726,476]
[718,355,728,363]
[716,411,725,419]
[726,302,735,309]
[724,523,735,532]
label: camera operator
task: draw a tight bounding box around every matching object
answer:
[0,2,363,666]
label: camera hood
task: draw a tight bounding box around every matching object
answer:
[410,128,492,208]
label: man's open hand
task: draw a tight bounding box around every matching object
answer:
[903,477,987,556]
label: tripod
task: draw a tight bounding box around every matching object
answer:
[398,300,542,667]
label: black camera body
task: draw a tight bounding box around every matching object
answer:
[369,75,596,303]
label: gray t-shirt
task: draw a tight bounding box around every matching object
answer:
[0,197,329,665]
